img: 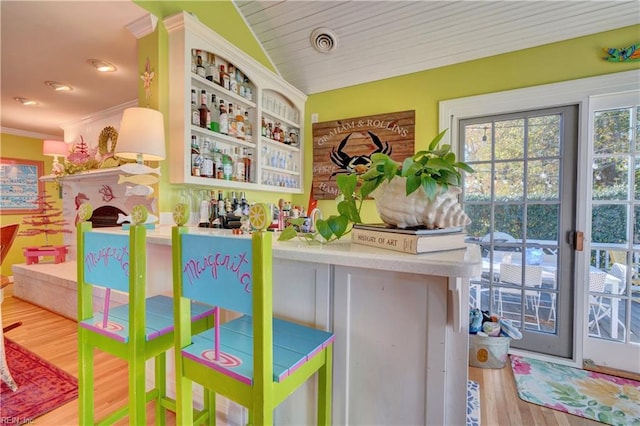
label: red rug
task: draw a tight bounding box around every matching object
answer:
[1,338,78,424]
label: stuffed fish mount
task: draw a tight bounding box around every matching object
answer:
[604,43,640,62]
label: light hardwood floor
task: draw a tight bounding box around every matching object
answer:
[2,283,601,425]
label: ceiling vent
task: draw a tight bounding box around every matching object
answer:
[310,27,337,53]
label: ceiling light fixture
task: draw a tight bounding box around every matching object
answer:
[14,97,38,106]
[87,59,117,72]
[45,81,73,92]
[310,27,338,53]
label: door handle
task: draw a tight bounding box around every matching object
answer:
[569,231,584,251]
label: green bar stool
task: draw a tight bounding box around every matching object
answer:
[77,214,214,425]
[171,220,334,425]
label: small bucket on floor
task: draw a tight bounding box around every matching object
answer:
[469,334,510,368]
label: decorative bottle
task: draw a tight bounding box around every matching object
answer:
[242,148,252,183]
[206,53,219,83]
[244,111,253,142]
[195,50,206,78]
[209,94,219,133]
[200,140,214,178]
[227,103,236,138]
[198,90,210,129]
[190,135,201,176]
[222,150,233,180]
[219,100,228,135]
[228,64,238,94]
[235,106,245,140]
[220,65,229,90]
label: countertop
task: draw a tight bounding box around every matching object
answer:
[94,225,482,279]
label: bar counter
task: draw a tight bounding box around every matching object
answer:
[14,225,481,425]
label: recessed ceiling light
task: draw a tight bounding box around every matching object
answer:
[14,97,38,106]
[87,59,117,72]
[45,81,73,91]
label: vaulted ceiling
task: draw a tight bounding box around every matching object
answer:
[1,1,638,138]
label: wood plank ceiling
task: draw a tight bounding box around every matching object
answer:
[234,0,640,94]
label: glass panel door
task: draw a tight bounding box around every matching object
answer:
[584,91,640,374]
[461,105,578,357]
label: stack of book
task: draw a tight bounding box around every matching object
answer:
[351,223,468,254]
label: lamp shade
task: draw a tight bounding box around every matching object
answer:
[115,107,166,161]
[42,140,69,157]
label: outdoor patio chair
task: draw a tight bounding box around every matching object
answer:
[588,267,626,338]
[498,263,543,329]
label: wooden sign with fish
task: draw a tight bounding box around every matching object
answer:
[311,110,415,200]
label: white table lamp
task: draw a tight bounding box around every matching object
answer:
[115,107,166,164]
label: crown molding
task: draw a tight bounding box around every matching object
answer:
[126,12,158,39]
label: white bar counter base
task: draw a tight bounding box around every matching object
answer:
[13,226,481,426]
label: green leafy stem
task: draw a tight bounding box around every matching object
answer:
[278,129,474,244]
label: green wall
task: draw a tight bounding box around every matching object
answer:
[135,0,293,212]
[302,24,640,220]
[0,134,64,275]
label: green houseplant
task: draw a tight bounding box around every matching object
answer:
[279,129,474,243]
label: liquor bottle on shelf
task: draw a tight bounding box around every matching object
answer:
[219,100,228,135]
[261,117,267,137]
[228,64,238,94]
[231,191,238,211]
[243,76,252,101]
[220,64,230,90]
[239,192,249,215]
[198,90,210,129]
[191,135,201,177]
[233,147,245,182]
[211,146,222,179]
[195,50,206,78]
[200,139,214,178]
[228,103,237,138]
[217,190,225,217]
[244,111,253,142]
[209,94,219,133]
[191,88,199,126]
[206,53,219,84]
[235,106,245,140]
[191,88,197,106]
[222,150,233,180]
[242,147,252,183]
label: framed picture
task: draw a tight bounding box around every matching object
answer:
[0,157,44,214]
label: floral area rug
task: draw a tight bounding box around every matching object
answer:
[0,338,78,425]
[510,355,640,425]
[467,380,481,426]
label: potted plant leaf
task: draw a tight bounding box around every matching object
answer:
[279,129,474,243]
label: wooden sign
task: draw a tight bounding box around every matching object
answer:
[311,110,415,200]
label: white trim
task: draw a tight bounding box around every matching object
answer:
[438,69,640,366]
[1,127,61,140]
[58,99,138,132]
[125,12,158,39]
[583,89,640,374]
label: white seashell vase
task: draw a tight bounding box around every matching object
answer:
[371,177,471,229]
